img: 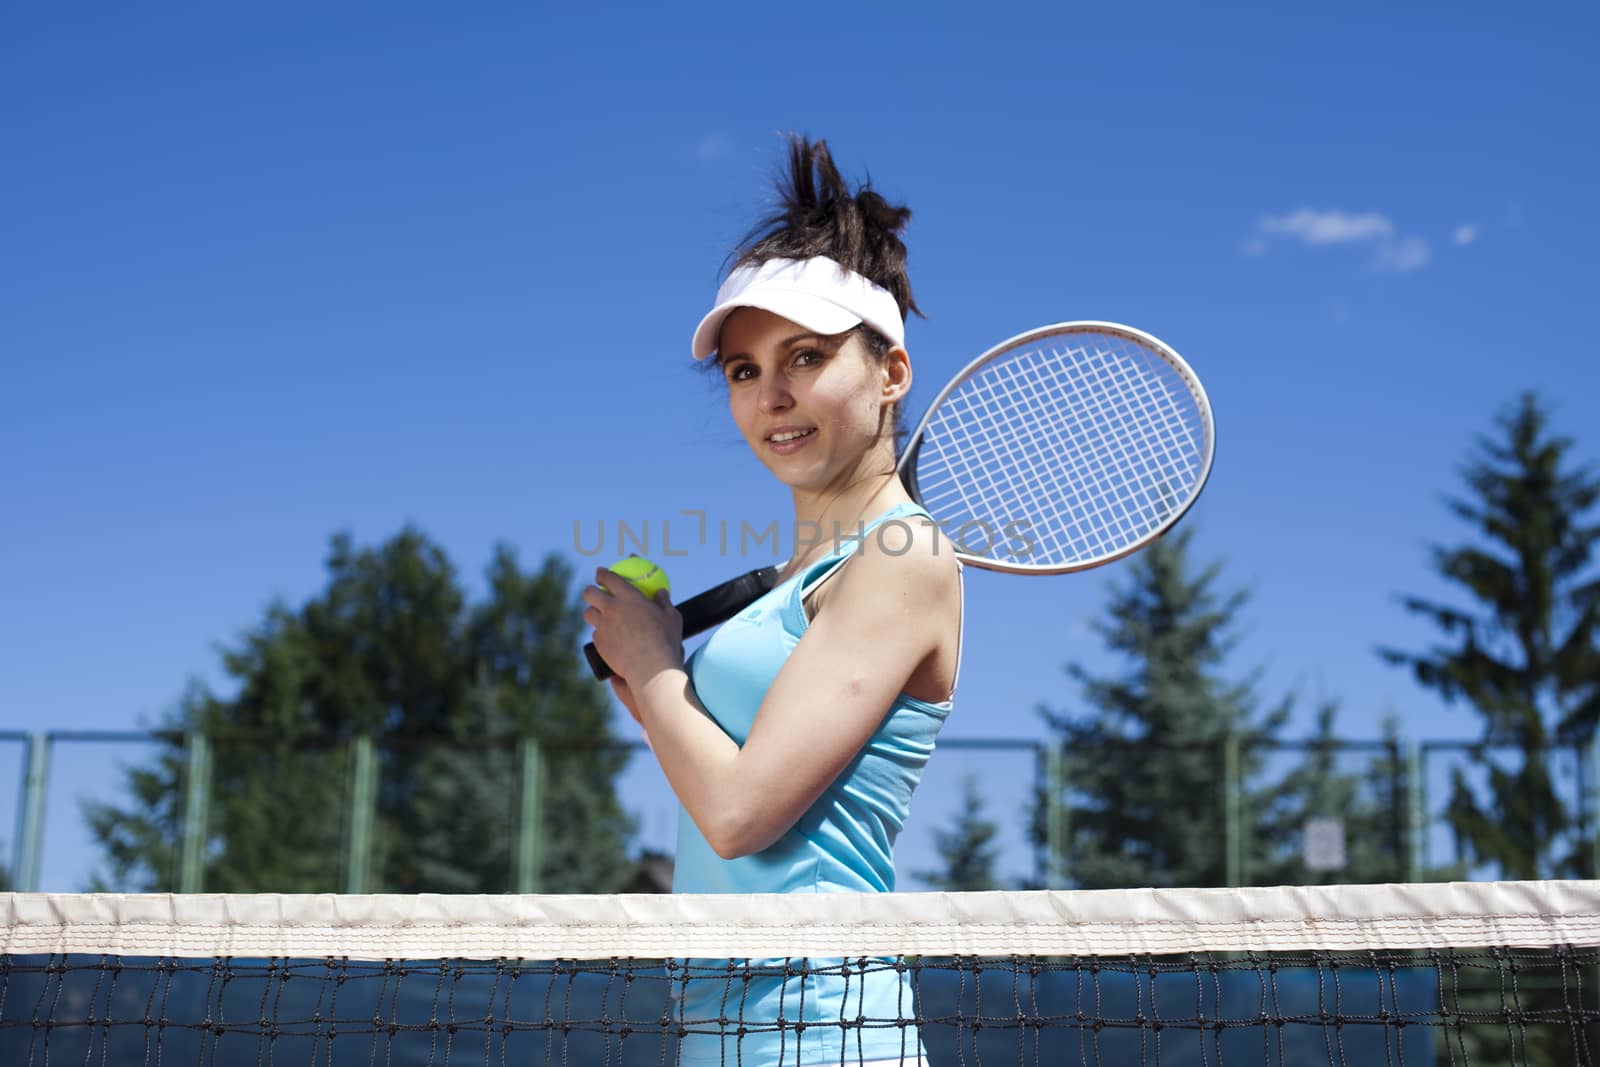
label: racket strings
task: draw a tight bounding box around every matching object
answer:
[982,357,1103,553]
[1039,334,1206,555]
[1106,340,1204,496]
[912,330,1209,569]
[1071,343,1194,546]
[1019,374,1116,559]
[998,349,1144,562]
[1042,336,1205,555]
[934,371,1060,550]
[924,376,1067,557]
[1027,347,1148,559]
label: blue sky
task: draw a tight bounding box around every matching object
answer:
[4,3,1597,890]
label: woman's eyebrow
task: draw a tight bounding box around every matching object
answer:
[721,332,830,363]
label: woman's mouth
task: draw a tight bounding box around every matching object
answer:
[766,427,816,454]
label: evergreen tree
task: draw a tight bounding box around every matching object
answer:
[915,773,1001,890]
[1036,528,1288,889]
[1254,705,1412,885]
[84,528,633,893]
[1381,393,1600,878]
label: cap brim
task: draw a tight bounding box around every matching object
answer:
[691,292,864,360]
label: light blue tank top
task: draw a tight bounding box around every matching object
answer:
[673,501,960,1066]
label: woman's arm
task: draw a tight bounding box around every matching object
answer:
[589,544,959,859]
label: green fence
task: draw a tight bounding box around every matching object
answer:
[5,730,1598,892]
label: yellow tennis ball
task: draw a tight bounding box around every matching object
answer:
[608,556,670,600]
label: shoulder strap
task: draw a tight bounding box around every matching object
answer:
[797,501,929,604]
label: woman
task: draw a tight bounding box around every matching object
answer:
[584,136,963,1067]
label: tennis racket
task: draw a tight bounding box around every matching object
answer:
[584,321,1215,680]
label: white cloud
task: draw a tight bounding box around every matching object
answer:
[1258,209,1395,245]
[1372,236,1430,272]
[1251,207,1430,272]
[1453,224,1479,246]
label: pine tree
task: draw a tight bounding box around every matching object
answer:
[915,773,1001,890]
[1381,393,1600,879]
[1253,705,1412,885]
[1037,528,1288,889]
[84,528,634,893]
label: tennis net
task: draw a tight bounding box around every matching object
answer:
[4,880,1598,1065]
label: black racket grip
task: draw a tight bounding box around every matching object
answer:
[584,564,782,681]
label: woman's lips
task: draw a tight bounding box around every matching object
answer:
[765,427,816,455]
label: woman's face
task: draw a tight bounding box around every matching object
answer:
[716,307,895,492]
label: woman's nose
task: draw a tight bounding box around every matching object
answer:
[757,378,793,413]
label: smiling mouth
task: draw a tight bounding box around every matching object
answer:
[765,428,817,455]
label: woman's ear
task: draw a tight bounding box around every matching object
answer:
[882,346,913,405]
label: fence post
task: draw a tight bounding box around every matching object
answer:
[1588,734,1600,880]
[1044,742,1067,889]
[345,736,377,894]
[178,731,211,893]
[13,733,50,892]
[515,738,543,893]
[1406,740,1425,882]
[1223,733,1243,887]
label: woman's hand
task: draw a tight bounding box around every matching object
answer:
[609,675,641,721]
[583,568,684,690]
[608,675,657,751]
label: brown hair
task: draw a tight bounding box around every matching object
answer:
[714,135,922,452]
[731,135,922,324]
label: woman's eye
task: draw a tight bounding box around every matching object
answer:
[792,348,824,367]
[727,364,755,382]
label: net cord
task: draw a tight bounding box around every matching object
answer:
[5,880,1597,962]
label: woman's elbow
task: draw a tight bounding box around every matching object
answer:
[709,834,754,861]
[706,808,784,860]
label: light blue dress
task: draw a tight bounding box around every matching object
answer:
[672,501,960,1066]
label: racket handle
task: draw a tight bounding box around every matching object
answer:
[583,642,613,680]
[584,565,782,681]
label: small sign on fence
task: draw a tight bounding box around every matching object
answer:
[1303,817,1347,872]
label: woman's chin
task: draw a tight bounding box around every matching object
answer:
[760,457,828,491]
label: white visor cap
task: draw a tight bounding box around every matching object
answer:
[691,256,906,360]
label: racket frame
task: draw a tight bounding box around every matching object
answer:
[899,319,1215,576]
